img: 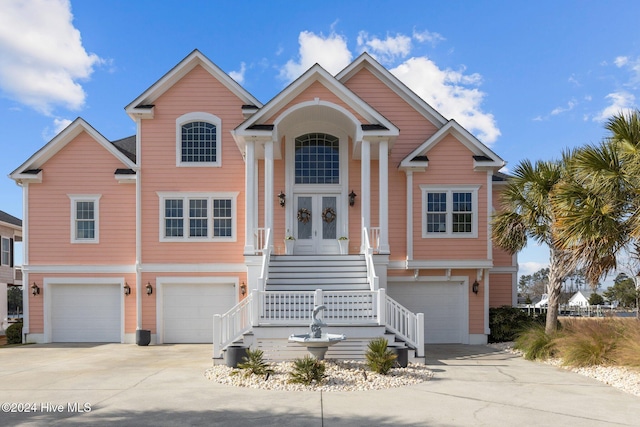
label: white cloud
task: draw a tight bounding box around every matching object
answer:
[519,261,549,277]
[614,56,629,67]
[42,117,72,141]
[229,62,246,84]
[412,29,445,45]
[593,91,636,122]
[279,31,352,82]
[550,99,577,116]
[391,57,501,144]
[357,32,412,64]
[0,0,102,115]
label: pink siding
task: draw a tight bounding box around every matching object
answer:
[412,135,488,260]
[28,132,135,265]
[490,273,514,307]
[140,65,247,264]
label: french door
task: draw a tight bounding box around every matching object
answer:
[294,194,339,254]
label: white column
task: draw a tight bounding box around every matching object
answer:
[244,142,256,254]
[378,140,390,254]
[360,139,371,253]
[264,140,274,248]
[405,170,413,261]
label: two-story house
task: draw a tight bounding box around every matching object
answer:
[0,210,22,332]
[10,50,516,359]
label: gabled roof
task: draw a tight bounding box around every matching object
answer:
[111,135,136,162]
[233,62,399,152]
[0,210,21,228]
[399,119,505,171]
[125,49,262,120]
[336,52,448,129]
[10,118,137,183]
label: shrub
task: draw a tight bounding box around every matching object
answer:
[613,320,640,367]
[365,337,397,375]
[557,319,623,367]
[489,306,544,343]
[514,324,557,361]
[288,356,326,385]
[231,348,273,377]
[6,321,22,345]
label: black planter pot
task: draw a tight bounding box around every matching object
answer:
[391,346,409,368]
[136,329,151,346]
[225,346,248,368]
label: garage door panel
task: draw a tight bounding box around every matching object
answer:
[388,282,465,344]
[162,283,235,344]
[51,284,121,343]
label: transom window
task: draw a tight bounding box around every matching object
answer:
[421,186,479,238]
[176,112,222,167]
[69,195,101,243]
[158,192,237,241]
[295,133,340,184]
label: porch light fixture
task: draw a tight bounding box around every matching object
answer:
[349,190,357,207]
[472,280,479,295]
[278,191,286,207]
[146,282,153,295]
[240,282,247,296]
[123,283,131,296]
[31,282,40,296]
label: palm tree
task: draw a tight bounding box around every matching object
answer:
[492,158,576,335]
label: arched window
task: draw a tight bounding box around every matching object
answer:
[294,133,339,184]
[176,112,221,167]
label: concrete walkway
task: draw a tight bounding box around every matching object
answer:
[0,343,637,426]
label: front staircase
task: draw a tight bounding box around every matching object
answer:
[213,253,425,364]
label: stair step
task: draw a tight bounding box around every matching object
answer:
[266,284,370,291]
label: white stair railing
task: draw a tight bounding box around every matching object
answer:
[383,292,424,357]
[213,293,254,358]
[254,228,267,254]
[362,227,379,291]
[368,227,381,253]
[256,228,271,292]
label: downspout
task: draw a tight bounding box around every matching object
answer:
[21,182,29,341]
[135,117,143,333]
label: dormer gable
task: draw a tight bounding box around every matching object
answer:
[125,49,262,120]
[399,119,505,171]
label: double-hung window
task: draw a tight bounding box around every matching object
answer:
[69,195,100,243]
[421,186,479,238]
[1,237,10,266]
[176,112,222,167]
[159,192,237,241]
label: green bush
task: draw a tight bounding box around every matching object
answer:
[365,337,397,375]
[288,355,326,385]
[489,306,544,343]
[231,348,273,377]
[6,321,23,345]
[514,324,557,360]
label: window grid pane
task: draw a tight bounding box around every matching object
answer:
[189,199,208,237]
[165,199,184,237]
[213,199,232,237]
[76,201,95,239]
[452,192,473,233]
[295,133,340,184]
[426,193,447,233]
[181,121,217,163]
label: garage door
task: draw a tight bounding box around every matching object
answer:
[51,283,121,342]
[387,282,466,344]
[162,283,236,343]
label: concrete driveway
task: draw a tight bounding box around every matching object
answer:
[0,343,637,426]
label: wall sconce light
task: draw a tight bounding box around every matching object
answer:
[124,283,131,296]
[349,190,357,207]
[240,282,247,296]
[278,191,286,207]
[146,282,153,295]
[472,280,479,295]
[31,282,40,296]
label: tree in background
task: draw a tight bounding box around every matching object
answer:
[603,273,638,308]
[7,286,22,315]
[588,292,605,306]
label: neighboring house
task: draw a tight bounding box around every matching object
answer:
[10,50,517,358]
[568,290,599,307]
[0,210,22,333]
[534,294,549,308]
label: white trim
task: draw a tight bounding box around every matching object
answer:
[176,112,222,167]
[361,139,371,237]
[420,185,480,238]
[405,170,413,260]
[22,184,29,336]
[244,142,256,253]
[68,195,101,244]
[487,171,493,261]
[155,276,238,344]
[135,117,143,331]
[489,266,518,273]
[406,259,494,269]
[378,140,389,253]
[140,263,246,273]
[484,271,490,334]
[43,277,125,343]
[23,264,136,274]
[157,192,238,242]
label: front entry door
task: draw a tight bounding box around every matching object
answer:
[294,194,339,254]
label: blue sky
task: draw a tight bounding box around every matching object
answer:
[2,0,640,278]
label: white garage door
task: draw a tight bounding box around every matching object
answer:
[162,283,236,343]
[51,284,121,342]
[387,282,466,344]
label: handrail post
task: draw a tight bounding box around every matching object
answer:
[377,288,386,325]
[213,314,222,358]
[314,289,324,308]
[251,291,260,326]
[416,313,425,357]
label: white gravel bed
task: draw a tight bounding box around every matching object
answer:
[205,360,434,392]
[489,342,640,397]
